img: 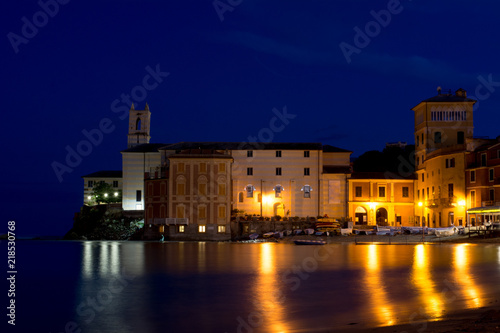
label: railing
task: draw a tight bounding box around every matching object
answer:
[153,218,189,225]
[482,201,494,207]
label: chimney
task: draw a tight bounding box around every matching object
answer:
[455,88,466,97]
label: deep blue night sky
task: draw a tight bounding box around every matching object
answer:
[2,0,500,236]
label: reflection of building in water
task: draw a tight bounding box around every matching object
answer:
[363,245,395,326]
[453,244,483,308]
[412,244,444,318]
[82,242,144,279]
[255,243,289,333]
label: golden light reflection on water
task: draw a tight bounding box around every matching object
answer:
[255,243,289,333]
[364,245,395,327]
[412,244,444,319]
[453,244,483,308]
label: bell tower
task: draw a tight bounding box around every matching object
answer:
[127,103,151,148]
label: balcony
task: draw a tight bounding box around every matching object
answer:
[153,218,189,225]
[482,201,494,207]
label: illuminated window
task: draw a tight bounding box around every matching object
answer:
[177,163,185,173]
[219,163,226,173]
[218,206,226,218]
[218,225,226,233]
[247,151,253,157]
[199,163,206,173]
[276,167,282,176]
[302,185,312,198]
[198,225,206,233]
[304,151,310,158]
[218,183,226,196]
[198,183,207,196]
[276,151,282,157]
[470,190,476,207]
[178,225,185,233]
[304,168,310,176]
[378,186,386,198]
[247,167,253,176]
[198,206,206,219]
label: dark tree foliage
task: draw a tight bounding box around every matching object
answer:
[353,145,415,174]
[91,182,122,204]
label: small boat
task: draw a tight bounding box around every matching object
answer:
[294,229,303,235]
[315,231,324,236]
[285,230,293,236]
[249,233,259,240]
[304,228,315,235]
[435,227,458,238]
[294,239,326,245]
[340,228,352,236]
[263,232,274,238]
[273,231,284,238]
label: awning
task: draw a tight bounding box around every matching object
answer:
[467,206,500,214]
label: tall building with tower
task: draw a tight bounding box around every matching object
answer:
[412,88,476,227]
[127,103,151,148]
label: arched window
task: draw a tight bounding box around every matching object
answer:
[136,117,141,131]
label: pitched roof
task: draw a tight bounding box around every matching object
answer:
[120,143,168,153]
[82,170,122,178]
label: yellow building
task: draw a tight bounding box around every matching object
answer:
[348,172,415,226]
[412,88,475,226]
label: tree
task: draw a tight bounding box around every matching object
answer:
[90,182,122,205]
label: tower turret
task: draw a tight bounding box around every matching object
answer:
[127,103,151,148]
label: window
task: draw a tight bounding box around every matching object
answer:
[421,173,424,182]
[218,225,226,233]
[88,180,94,188]
[136,118,141,130]
[247,167,253,176]
[304,168,310,176]
[176,205,184,218]
[304,151,310,158]
[457,131,464,145]
[198,206,206,219]
[276,167,282,176]
[219,163,226,173]
[246,185,254,198]
[302,185,312,198]
[113,180,118,188]
[434,132,441,144]
[378,186,386,198]
[489,169,494,182]
[416,157,419,166]
[481,153,487,167]
[136,190,141,202]
[276,151,282,157]
[199,163,207,173]
[402,187,409,198]
[470,170,476,182]
[448,184,454,198]
[177,163,185,173]
[355,186,362,197]
[416,136,419,146]
[427,187,429,198]
[218,183,226,196]
[417,189,420,200]
[198,183,207,196]
[178,225,185,233]
[470,190,476,207]
[218,206,226,218]
[247,150,253,157]
[274,185,283,198]
[198,225,206,233]
[490,189,495,202]
[446,158,455,168]
[177,183,185,195]
[238,192,244,203]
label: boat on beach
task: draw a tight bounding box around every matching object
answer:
[294,239,326,245]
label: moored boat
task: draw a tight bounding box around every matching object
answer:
[294,239,326,245]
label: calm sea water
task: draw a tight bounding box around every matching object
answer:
[4,240,500,333]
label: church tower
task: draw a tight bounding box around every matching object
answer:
[127,103,151,148]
